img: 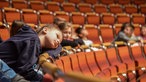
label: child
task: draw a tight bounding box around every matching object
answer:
[58,22,80,47]
[140,25,146,40]
[113,23,140,43]
[75,27,93,46]
[0,24,62,81]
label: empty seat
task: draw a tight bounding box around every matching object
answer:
[11,0,29,9]
[113,24,122,35]
[130,45,146,68]
[117,46,136,81]
[85,51,101,76]
[116,13,130,24]
[77,3,93,13]
[117,46,136,71]
[51,0,65,3]
[84,24,102,44]
[98,24,114,43]
[30,0,48,1]
[106,47,127,73]
[131,13,145,25]
[55,59,64,72]
[86,12,100,25]
[143,45,146,57]
[60,56,72,73]
[0,23,10,41]
[0,9,4,23]
[46,2,61,12]
[76,52,93,76]
[133,24,141,36]
[100,0,115,5]
[38,10,54,24]
[101,13,115,25]
[61,2,76,13]
[132,0,146,5]
[109,4,123,14]
[69,54,81,72]
[0,0,10,8]
[68,0,82,4]
[94,50,117,77]
[29,1,45,10]
[117,0,131,5]
[21,9,38,24]
[71,12,85,25]
[139,4,146,14]
[84,0,99,4]
[124,4,138,14]
[54,11,70,22]
[3,7,21,24]
[94,4,108,14]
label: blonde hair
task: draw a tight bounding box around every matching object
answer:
[58,22,72,31]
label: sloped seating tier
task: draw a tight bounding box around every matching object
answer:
[55,44,146,81]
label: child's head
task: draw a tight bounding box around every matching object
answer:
[75,27,88,38]
[37,24,62,49]
[58,22,72,40]
[141,25,146,37]
[120,23,135,37]
[11,20,25,37]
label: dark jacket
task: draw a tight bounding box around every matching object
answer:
[0,38,2,43]
[61,39,78,47]
[0,25,43,81]
[43,44,62,59]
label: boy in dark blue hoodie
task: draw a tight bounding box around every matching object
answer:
[0,24,62,82]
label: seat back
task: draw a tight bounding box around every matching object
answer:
[94,4,107,14]
[77,3,92,13]
[77,52,93,76]
[99,24,114,43]
[84,24,101,44]
[38,10,54,24]
[3,8,21,23]
[54,11,70,22]
[86,12,100,25]
[29,1,45,10]
[116,13,130,24]
[85,52,101,76]
[101,13,115,25]
[46,2,60,12]
[109,4,123,14]
[0,0,10,8]
[12,0,28,9]
[21,9,38,24]
[124,4,138,14]
[71,12,85,25]
[62,2,76,13]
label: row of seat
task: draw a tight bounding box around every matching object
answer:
[55,44,146,81]
[1,0,146,6]
[0,20,142,44]
[0,7,146,27]
[1,0,146,14]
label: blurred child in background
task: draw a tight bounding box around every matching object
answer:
[58,22,82,48]
[75,27,93,46]
[113,23,140,43]
[140,25,146,40]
